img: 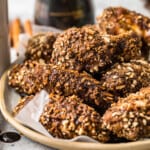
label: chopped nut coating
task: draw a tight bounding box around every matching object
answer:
[40,94,110,142]
[97,7,150,58]
[102,87,150,141]
[8,60,113,112]
[51,25,141,74]
[46,65,109,111]
[8,60,51,95]
[100,59,150,101]
[26,32,57,62]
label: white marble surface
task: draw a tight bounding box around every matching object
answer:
[0,114,55,150]
[1,0,150,150]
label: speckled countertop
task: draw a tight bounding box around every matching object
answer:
[1,0,150,150]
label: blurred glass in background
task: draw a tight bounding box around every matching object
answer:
[8,0,150,24]
[34,0,94,29]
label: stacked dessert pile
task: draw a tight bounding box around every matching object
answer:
[8,7,150,142]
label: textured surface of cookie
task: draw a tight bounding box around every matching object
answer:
[97,7,150,43]
[102,86,150,141]
[51,25,141,74]
[8,60,113,112]
[46,65,109,111]
[97,7,150,58]
[40,94,110,142]
[100,59,150,101]
[8,60,51,95]
[26,32,58,62]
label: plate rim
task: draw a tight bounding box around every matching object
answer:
[0,66,150,150]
